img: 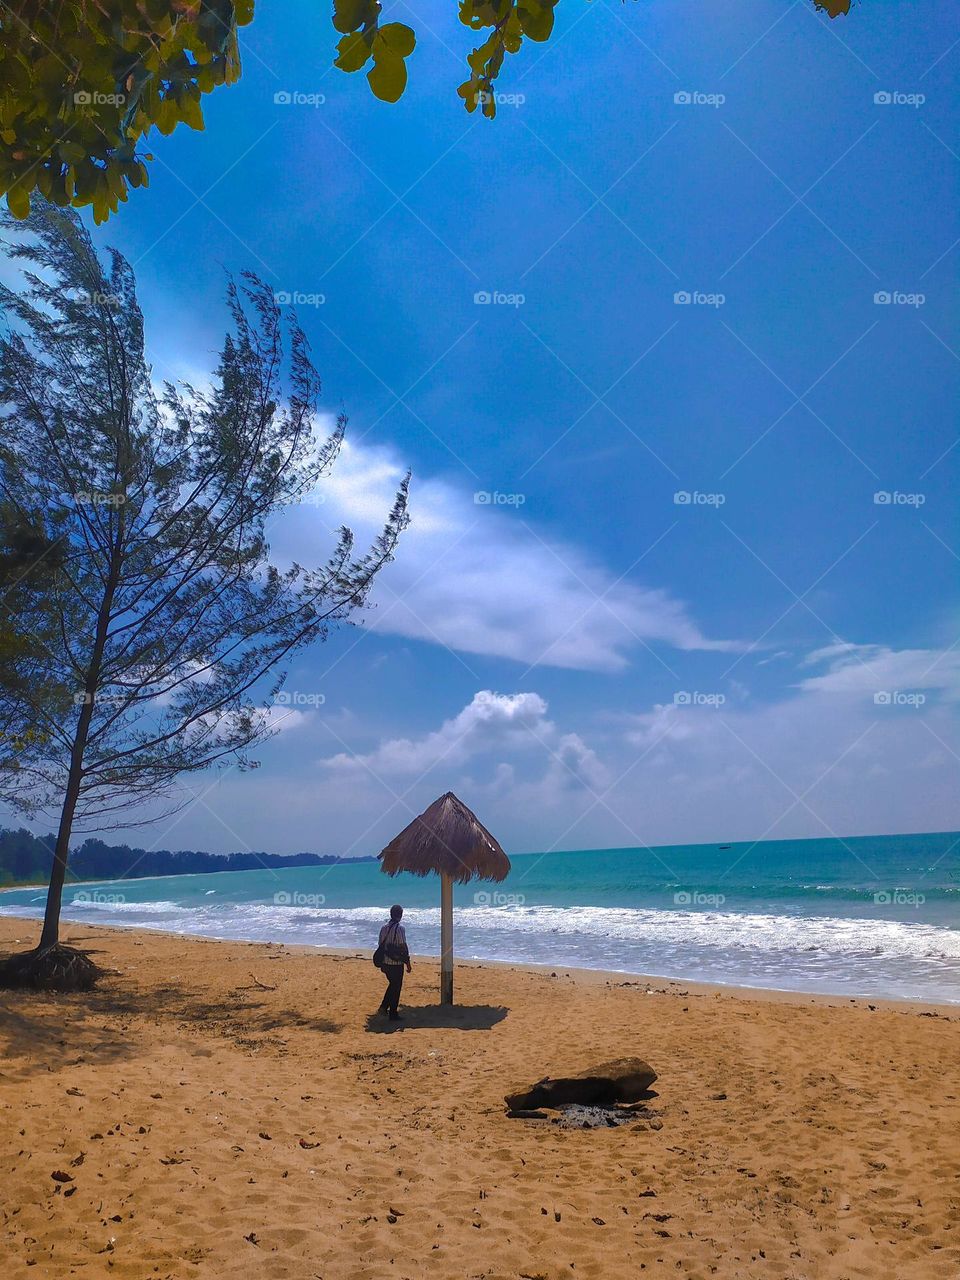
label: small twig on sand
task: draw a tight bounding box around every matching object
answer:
[244,974,276,991]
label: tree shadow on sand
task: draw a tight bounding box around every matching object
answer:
[364,1004,508,1033]
[0,941,344,1081]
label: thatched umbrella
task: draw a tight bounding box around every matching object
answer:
[378,791,510,1005]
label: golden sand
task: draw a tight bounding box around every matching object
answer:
[1,918,958,1279]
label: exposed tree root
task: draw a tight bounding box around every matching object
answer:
[0,943,102,992]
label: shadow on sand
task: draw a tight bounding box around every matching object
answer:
[0,939,344,1080]
[365,1003,508,1033]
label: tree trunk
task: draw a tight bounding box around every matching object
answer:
[38,752,86,950]
[38,507,125,951]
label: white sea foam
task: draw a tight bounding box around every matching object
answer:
[39,898,956,964]
[2,892,958,999]
[67,897,185,914]
[231,902,954,962]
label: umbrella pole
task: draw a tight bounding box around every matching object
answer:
[440,872,453,1005]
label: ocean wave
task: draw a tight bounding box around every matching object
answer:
[2,888,959,1000]
[66,897,185,913]
[27,898,956,965]
[307,903,960,963]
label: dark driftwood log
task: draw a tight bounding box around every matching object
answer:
[505,1058,658,1111]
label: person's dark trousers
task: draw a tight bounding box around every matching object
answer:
[379,965,404,1016]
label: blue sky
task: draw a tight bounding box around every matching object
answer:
[13,0,960,856]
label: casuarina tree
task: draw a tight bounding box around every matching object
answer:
[0,202,409,989]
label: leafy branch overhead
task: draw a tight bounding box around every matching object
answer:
[457,0,558,118]
[330,0,558,116]
[0,0,860,222]
[333,0,416,104]
[0,1,254,224]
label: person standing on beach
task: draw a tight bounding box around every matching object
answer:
[378,904,411,1021]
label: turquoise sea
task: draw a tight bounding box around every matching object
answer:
[2,831,959,1002]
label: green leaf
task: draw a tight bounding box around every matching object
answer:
[335,30,374,73]
[457,79,481,113]
[333,0,378,35]
[154,94,177,135]
[58,140,86,164]
[105,162,124,199]
[504,26,523,54]
[517,0,555,43]
[6,183,30,219]
[378,23,416,57]
[367,51,407,103]
[50,170,71,205]
[460,0,500,31]
[196,63,216,92]
[179,93,205,131]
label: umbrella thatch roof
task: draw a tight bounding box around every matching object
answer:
[378,792,510,885]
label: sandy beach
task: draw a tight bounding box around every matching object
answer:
[1,918,958,1280]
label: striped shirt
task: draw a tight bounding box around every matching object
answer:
[378,920,409,966]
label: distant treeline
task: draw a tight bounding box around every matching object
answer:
[0,827,368,886]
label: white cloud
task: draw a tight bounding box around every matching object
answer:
[756,649,791,666]
[262,704,311,734]
[280,435,736,673]
[548,732,609,792]
[797,643,960,699]
[322,689,560,778]
[601,643,960,847]
[102,643,960,855]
